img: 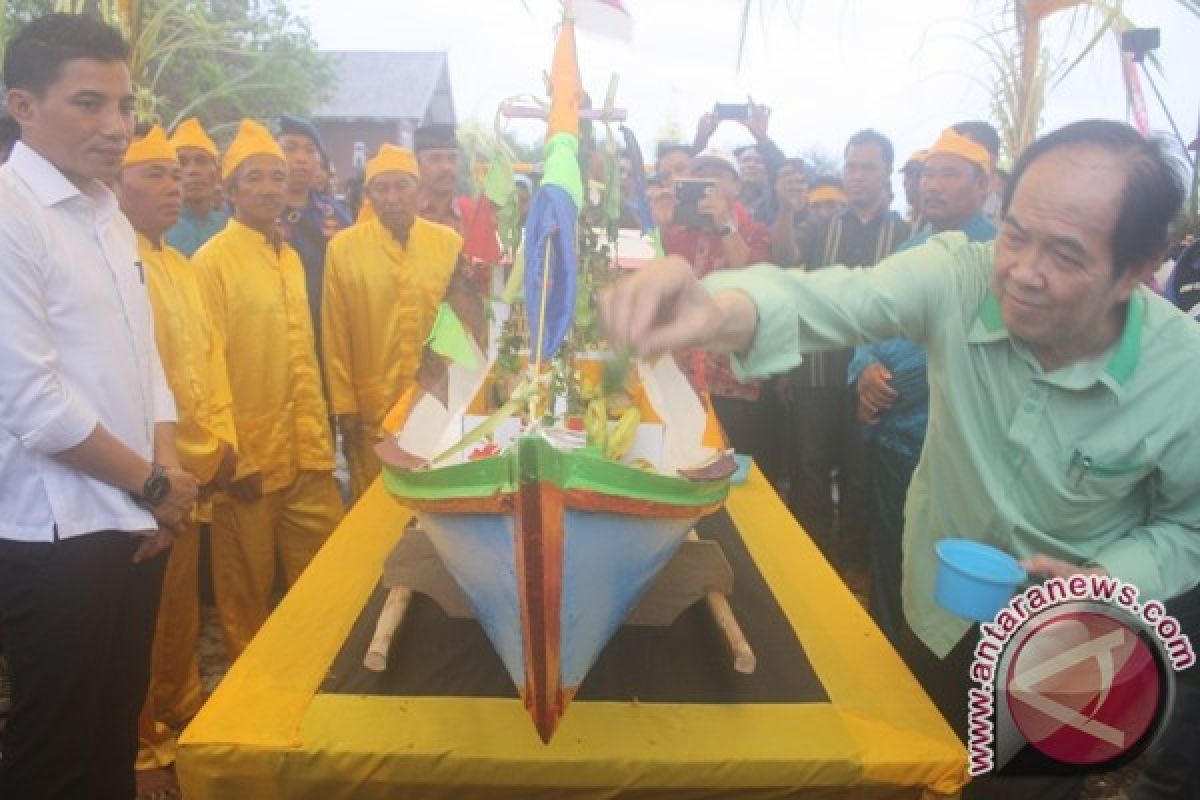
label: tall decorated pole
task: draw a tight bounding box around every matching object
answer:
[523,7,585,382]
[516,4,586,742]
[375,0,736,749]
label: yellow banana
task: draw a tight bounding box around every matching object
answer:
[585,396,607,451]
[605,389,632,418]
[605,407,641,461]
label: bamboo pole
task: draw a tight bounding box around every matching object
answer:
[363,587,413,672]
[687,530,756,674]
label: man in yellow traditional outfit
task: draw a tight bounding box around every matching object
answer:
[193,119,344,658]
[322,144,463,501]
[164,117,228,257]
[114,125,238,792]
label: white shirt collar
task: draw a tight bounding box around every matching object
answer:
[7,140,116,215]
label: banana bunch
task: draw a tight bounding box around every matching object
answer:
[584,396,608,451]
[605,407,641,461]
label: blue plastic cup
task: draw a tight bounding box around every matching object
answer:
[730,454,752,485]
[934,538,1027,622]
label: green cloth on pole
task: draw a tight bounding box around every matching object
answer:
[541,132,583,213]
[425,302,479,369]
[483,153,515,207]
[502,240,525,303]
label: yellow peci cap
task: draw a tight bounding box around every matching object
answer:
[123,125,177,168]
[169,117,218,160]
[221,119,285,181]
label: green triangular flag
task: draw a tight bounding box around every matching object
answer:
[502,239,526,304]
[483,152,515,207]
[425,302,479,369]
[651,226,665,258]
[496,194,521,256]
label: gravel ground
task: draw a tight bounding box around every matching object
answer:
[196,604,228,695]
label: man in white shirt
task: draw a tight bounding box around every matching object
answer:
[0,14,198,799]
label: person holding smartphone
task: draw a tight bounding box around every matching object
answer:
[692,101,787,225]
[660,149,781,485]
[664,149,762,267]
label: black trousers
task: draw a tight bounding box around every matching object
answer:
[785,386,871,564]
[0,531,167,800]
[711,392,785,488]
[897,622,1085,800]
[1130,583,1200,800]
[869,445,917,647]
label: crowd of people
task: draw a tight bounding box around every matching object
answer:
[1,10,1198,800]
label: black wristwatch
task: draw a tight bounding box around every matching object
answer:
[135,463,171,508]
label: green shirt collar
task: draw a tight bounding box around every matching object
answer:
[968,289,1144,391]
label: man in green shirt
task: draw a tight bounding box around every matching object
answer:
[604,120,1199,796]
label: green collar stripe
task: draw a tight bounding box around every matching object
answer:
[1105,291,1143,385]
[978,290,1004,333]
[973,289,1143,386]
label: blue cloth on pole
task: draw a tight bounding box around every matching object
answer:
[523,184,578,361]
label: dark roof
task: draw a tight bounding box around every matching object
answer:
[313,51,454,122]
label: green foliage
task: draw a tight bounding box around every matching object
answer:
[2,0,332,134]
[798,146,841,178]
[975,0,1200,162]
[152,1,333,134]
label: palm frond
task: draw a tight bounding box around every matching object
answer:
[734,0,754,72]
[1050,2,1121,87]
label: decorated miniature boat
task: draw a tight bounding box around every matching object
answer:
[376,10,734,742]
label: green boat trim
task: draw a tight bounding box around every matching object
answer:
[382,434,730,509]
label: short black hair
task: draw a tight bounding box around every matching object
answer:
[655,142,692,167]
[3,13,129,96]
[1004,119,1185,279]
[809,174,843,191]
[779,157,811,179]
[844,129,894,171]
[951,120,1001,162]
[780,156,808,171]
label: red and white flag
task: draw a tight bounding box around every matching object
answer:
[571,0,634,42]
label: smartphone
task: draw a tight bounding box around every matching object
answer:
[714,102,751,122]
[673,178,717,229]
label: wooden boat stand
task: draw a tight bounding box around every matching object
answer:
[364,527,757,676]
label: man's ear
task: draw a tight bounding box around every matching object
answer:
[1117,253,1163,300]
[5,88,36,126]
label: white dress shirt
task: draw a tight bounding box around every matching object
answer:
[0,142,176,541]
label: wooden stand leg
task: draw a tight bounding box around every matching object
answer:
[687,531,756,674]
[363,587,413,672]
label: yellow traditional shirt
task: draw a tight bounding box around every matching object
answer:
[321,216,462,436]
[139,234,236,482]
[193,218,334,493]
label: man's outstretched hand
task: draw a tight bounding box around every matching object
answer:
[600,255,756,359]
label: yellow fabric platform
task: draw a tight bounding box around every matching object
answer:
[177,466,968,799]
